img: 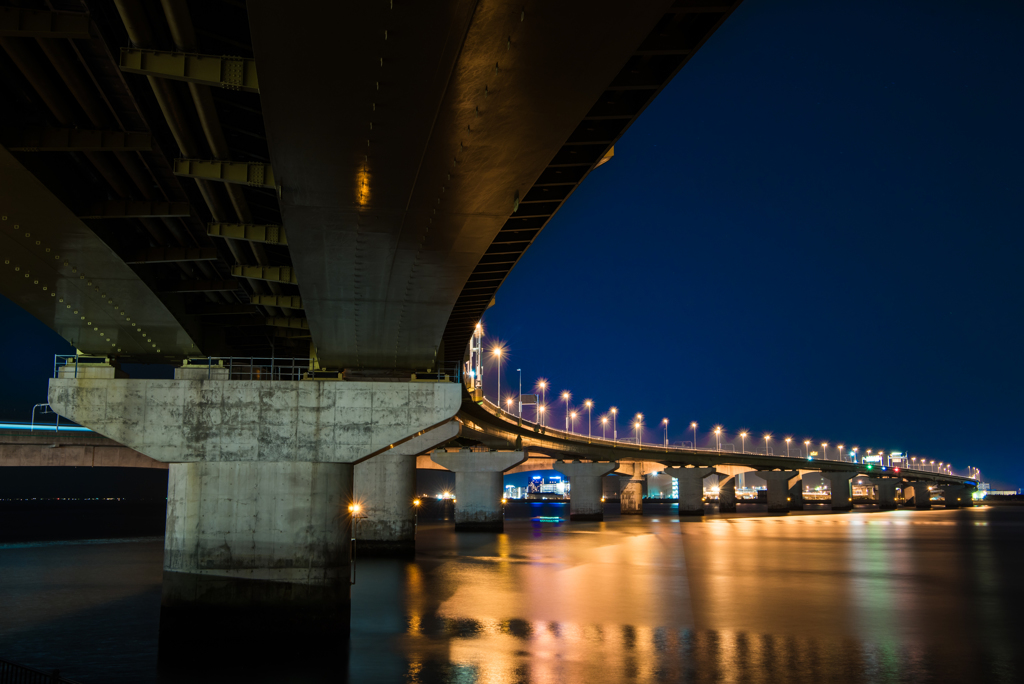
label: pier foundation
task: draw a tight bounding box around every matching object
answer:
[554,461,617,521]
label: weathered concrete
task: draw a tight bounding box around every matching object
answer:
[758,470,800,513]
[666,466,715,515]
[788,475,805,511]
[354,420,460,554]
[48,378,462,464]
[717,474,737,512]
[620,462,644,515]
[822,471,858,511]
[909,481,933,509]
[162,460,352,633]
[430,450,526,531]
[871,478,902,510]
[553,461,617,521]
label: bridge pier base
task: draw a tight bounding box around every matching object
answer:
[909,481,933,509]
[822,471,858,511]
[759,470,800,513]
[161,461,353,643]
[554,461,617,521]
[620,470,643,515]
[353,450,417,555]
[431,451,525,531]
[871,478,901,510]
[717,474,737,513]
[788,475,805,511]
[667,466,715,515]
[941,485,966,508]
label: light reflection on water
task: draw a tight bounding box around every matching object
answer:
[1,505,1023,683]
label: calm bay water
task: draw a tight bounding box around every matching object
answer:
[1,503,1022,683]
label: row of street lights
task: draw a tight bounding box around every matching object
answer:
[486,342,960,476]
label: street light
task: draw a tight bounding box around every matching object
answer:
[539,405,546,425]
[785,437,792,458]
[506,397,513,413]
[570,411,578,434]
[763,433,771,455]
[562,391,571,432]
[537,379,548,426]
[517,368,522,420]
[804,440,811,459]
[634,413,643,445]
[821,442,828,460]
[585,400,593,441]
[739,431,748,453]
[491,346,503,404]
[714,426,723,451]
[601,416,608,440]
[611,407,618,442]
[663,418,669,447]
[837,444,844,462]
[691,422,698,449]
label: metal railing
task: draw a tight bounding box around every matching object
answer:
[0,658,83,683]
[476,397,969,479]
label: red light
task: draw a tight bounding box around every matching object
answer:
[894,467,900,473]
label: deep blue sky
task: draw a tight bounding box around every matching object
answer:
[480,0,1023,488]
[3,0,1022,488]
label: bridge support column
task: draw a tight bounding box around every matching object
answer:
[47,375,462,645]
[431,451,526,531]
[908,481,933,509]
[667,466,715,515]
[871,478,901,510]
[353,422,460,555]
[758,470,800,513]
[822,471,858,511]
[717,474,737,513]
[788,475,806,511]
[162,461,353,638]
[620,464,644,515]
[941,485,966,509]
[553,461,617,521]
[353,451,416,555]
[962,485,977,507]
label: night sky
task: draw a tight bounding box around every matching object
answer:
[3,0,1022,488]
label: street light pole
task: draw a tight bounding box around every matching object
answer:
[562,391,571,432]
[764,433,771,455]
[740,431,747,453]
[715,426,722,451]
[663,418,669,447]
[518,369,522,421]
[492,347,502,405]
[804,440,811,459]
[585,400,593,441]
[601,416,608,440]
[611,407,618,442]
[691,421,698,449]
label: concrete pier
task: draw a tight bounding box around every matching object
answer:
[717,474,737,512]
[431,450,526,531]
[941,484,966,508]
[353,421,460,554]
[353,451,416,554]
[554,461,617,521]
[620,463,644,515]
[871,477,901,510]
[788,474,805,511]
[48,374,462,638]
[909,481,933,509]
[759,470,800,513]
[667,466,715,515]
[163,461,353,632]
[822,471,858,511]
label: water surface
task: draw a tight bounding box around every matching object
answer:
[1,504,1021,683]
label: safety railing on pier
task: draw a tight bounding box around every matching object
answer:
[53,355,461,384]
[475,396,967,479]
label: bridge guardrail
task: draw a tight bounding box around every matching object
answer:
[475,397,971,480]
[0,657,83,683]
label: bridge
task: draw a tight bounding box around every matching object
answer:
[0,0,975,644]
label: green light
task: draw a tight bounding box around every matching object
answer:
[867,465,873,469]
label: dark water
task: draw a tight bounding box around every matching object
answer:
[1,503,1022,683]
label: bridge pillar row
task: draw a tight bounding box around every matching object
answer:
[758,470,800,513]
[666,466,716,516]
[553,460,618,521]
[870,478,902,510]
[822,471,859,512]
[431,450,526,531]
